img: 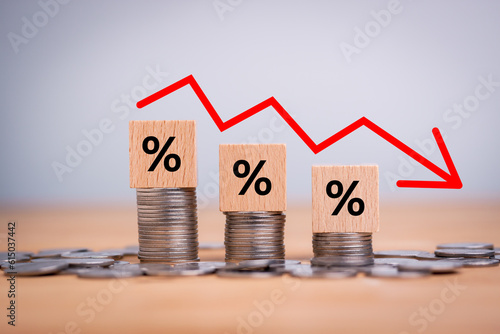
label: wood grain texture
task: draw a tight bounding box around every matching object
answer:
[312,165,379,233]
[129,120,196,188]
[219,144,286,212]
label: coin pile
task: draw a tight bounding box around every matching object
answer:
[223,211,285,262]
[1,241,499,278]
[136,188,199,263]
[312,232,374,266]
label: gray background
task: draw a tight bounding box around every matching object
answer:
[1,0,499,206]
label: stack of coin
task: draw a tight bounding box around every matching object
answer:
[136,188,199,263]
[224,211,285,262]
[312,232,373,266]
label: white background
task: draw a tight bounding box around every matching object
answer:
[1,0,499,206]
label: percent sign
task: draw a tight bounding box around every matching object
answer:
[233,160,271,195]
[142,136,181,172]
[326,180,365,216]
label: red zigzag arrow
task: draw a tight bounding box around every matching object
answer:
[137,75,462,189]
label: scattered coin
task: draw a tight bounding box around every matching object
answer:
[0,251,33,260]
[4,261,68,276]
[435,248,495,258]
[374,250,425,258]
[34,248,90,258]
[290,266,357,279]
[146,267,216,276]
[398,260,462,273]
[367,266,430,278]
[447,258,499,268]
[77,268,143,278]
[374,258,420,266]
[174,262,229,270]
[217,270,282,278]
[32,258,114,267]
[1,255,31,264]
[61,251,124,260]
[436,242,494,250]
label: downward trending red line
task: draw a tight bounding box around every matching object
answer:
[137,75,462,189]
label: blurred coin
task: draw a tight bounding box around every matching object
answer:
[61,251,123,260]
[34,248,89,258]
[374,250,425,258]
[290,267,357,279]
[447,258,499,267]
[374,258,420,266]
[398,260,462,273]
[367,266,430,278]
[435,248,494,258]
[4,261,68,276]
[217,270,282,278]
[436,242,494,250]
[146,267,215,276]
[78,268,143,278]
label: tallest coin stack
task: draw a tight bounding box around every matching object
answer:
[136,188,199,263]
[129,120,199,264]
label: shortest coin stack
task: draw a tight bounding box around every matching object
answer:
[312,232,374,267]
[224,211,285,262]
[137,188,199,264]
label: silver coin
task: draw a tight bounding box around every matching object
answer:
[34,248,90,258]
[367,266,430,278]
[109,261,130,267]
[311,256,374,267]
[77,268,143,278]
[217,270,282,278]
[435,248,494,258]
[118,263,172,273]
[374,250,425,258]
[139,258,199,264]
[374,258,420,266]
[1,255,31,264]
[146,267,215,276]
[436,242,494,250]
[100,248,138,256]
[414,252,446,260]
[0,251,33,260]
[31,258,114,267]
[174,262,229,270]
[4,261,68,276]
[290,267,358,279]
[61,251,123,260]
[398,260,462,273]
[447,258,499,267]
[494,248,500,255]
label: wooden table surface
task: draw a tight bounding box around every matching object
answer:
[1,202,499,334]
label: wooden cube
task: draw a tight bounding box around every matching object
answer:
[219,144,286,212]
[312,165,379,233]
[129,120,196,188]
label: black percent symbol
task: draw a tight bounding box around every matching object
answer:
[142,136,181,172]
[233,160,271,196]
[326,180,365,216]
